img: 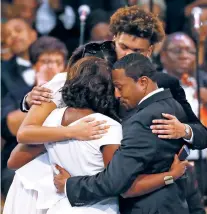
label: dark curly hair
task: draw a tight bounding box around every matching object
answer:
[113,53,157,81]
[110,5,165,45]
[62,56,120,121]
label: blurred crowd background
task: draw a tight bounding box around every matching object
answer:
[1,0,207,212]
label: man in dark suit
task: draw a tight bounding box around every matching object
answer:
[1,18,37,99]
[53,53,189,214]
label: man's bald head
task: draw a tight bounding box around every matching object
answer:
[162,32,195,51]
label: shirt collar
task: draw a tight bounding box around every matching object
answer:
[16,57,31,67]
[138,88,164,105]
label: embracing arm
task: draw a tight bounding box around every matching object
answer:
[54,123,188,201]
[7,143,46,169]
[17,102,68,144]
[123,154,188,198]
[17,102,109,144]
[155,73,207,149]
[174,84,207,150]
[65,120,159,206]
[91,144,189,199]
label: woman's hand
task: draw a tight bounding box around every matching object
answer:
[150,113,187,139]
[170,154,190,180]
[25,86,53,107]
[69,117,110,140]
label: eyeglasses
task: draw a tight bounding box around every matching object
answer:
[38,59,64,66]
[166,48,196,56]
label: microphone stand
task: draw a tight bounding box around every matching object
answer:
[124,0,129,6]
[79,20,85,46]
[149,0,153,13]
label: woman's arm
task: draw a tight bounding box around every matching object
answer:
[101,144,120,167]
[17,101,65,144]
[17,102,109,144]
[102,145,189,198]
[7,144,46,169]
[122,155,189,198]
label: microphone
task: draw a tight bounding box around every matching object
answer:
[78,5,91,22]
[191,7,202,31]
[78,5,90,45]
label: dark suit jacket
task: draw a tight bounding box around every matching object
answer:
[1,82,32,169]
[1,57,30,99]
[1,85,32,141]
[185,168,206,214]
[66,90,189,214]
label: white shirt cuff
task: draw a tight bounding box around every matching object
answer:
[64,180,67,196]
[183,125,194,144]
[22,94,29,112]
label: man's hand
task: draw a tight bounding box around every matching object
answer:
[25,86,53,108]
[169,154,190,180]
[54,165,71,193]
[70,117,110,140]
[150,113,186,139]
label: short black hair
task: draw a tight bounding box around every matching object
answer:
[29,36,68,65]
[62,56,119,121]
[113,53,157,81]
[110,6,165,45]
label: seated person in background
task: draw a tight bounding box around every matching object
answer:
[160,32,207,127]
[1,23,13,62]
[1,18,37,98]
[87,9,113,42]
[1,36,68,197]
[160,32,199,116]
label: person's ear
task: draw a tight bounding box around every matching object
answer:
[137,76,148,93]
[113,35,116,42]
[147,45,154,57]
[160,51,167,65]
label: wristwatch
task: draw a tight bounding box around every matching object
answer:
[184,124,191,139]
[164,176,174,185]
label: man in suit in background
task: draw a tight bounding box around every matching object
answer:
[1,18,37,99]
[54,53,190,214]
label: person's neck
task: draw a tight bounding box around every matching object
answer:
[17,50,30,61]
[145,84,159,97]
[62,108,95,126]
[139,83,159,104]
